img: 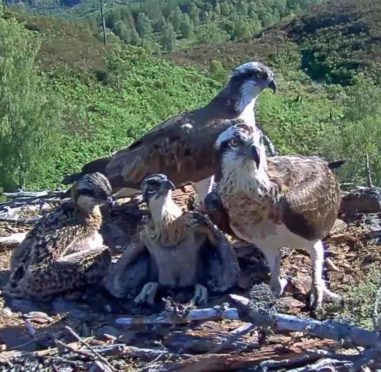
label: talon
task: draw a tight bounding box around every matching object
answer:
[309,282,341,310]
[191,284,208,305]
[134,282,159,305]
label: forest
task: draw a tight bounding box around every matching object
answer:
[5,0,325,52]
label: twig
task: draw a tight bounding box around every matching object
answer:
[64,326,116,371]
[0,232,27,246]
[115,307,240,327]
[293,348,377,371]
[55,339,93,358]
[116,301,381,348]
[207,323,257,354]
[92,344,178,359]
[325,257,341,272]
[229,294,381,348]
[0,217,40,224]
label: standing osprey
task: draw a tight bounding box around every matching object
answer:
[205,124,341,309]
[62,62,277,203]
[104,174,239,305]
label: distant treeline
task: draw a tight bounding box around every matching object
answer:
[5,0,324,52]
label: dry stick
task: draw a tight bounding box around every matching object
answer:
[207,323,257,354]
[64,326,116,372]
[0,217,40,224]
[55,339,93,359]
[116,299,381,348]
[229,294,381,348]
[293,348,377,372]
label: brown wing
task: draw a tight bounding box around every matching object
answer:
[185,211,239,293]
[204,189,236,237]
[10,202,78,271]
[62,156,111,185]
[104,115,246,191]
[63,95,246,191]
[268,156,341,240]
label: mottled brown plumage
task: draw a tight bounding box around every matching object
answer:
[7,173,112,301]
[62,62,276,202]
[104,174,239,305]
[206,124,341,308]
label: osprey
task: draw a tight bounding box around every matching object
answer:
[62,62,277,204]
[205,124,341,309]
[104,174,239,305]
[7,173,112,301]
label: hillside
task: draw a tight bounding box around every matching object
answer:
[1,0,380,193]
[168,0,381,85]
[7,0,326,53]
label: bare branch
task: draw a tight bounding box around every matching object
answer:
[64,326,116,372]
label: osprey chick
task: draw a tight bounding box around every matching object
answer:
[206,124,341,309]
[7,173,112,301]
[104,174,239,305]
[62,62,276,204]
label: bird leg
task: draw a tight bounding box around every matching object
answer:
[262,247,287,296]
[307,240,341,309]
[193,176,215,208]
[191,283,208,305]
[134,282,159,305]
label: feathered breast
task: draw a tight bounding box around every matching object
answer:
[141,212,189,248]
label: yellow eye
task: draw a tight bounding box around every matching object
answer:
[255,71,265,79]
[229,138,239,147]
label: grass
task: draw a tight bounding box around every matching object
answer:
[342,265,381,329]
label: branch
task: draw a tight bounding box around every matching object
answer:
[229,294,381,348]
[116,297,381,348]
[115,307,240,327]
[64,326,116,371]
[0,217,40,224]
[0,232,27,246]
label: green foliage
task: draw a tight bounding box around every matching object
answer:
[7,0,328,53]
[337,264,381,329]
[0,8,61,191]
[290,0,381,85]
[23,45,219,190]
[318,76,381,185]
[161,22,176,52]
[1,0,380,198]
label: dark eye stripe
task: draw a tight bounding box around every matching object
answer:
[80,189,95,198]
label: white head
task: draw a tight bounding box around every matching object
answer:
[215,123,270,191]
[141,174,179,221]
[221,62,277,125]
[227,62,276,110]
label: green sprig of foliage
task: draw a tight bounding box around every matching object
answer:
[0,5,61,191]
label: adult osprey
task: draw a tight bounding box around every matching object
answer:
[104,174,239,305]
[62,62,277,203]
[205,124,341,309]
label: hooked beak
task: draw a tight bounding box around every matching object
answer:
[251,145,261,168]
[161,179,175,191]
[267,79,277,93]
